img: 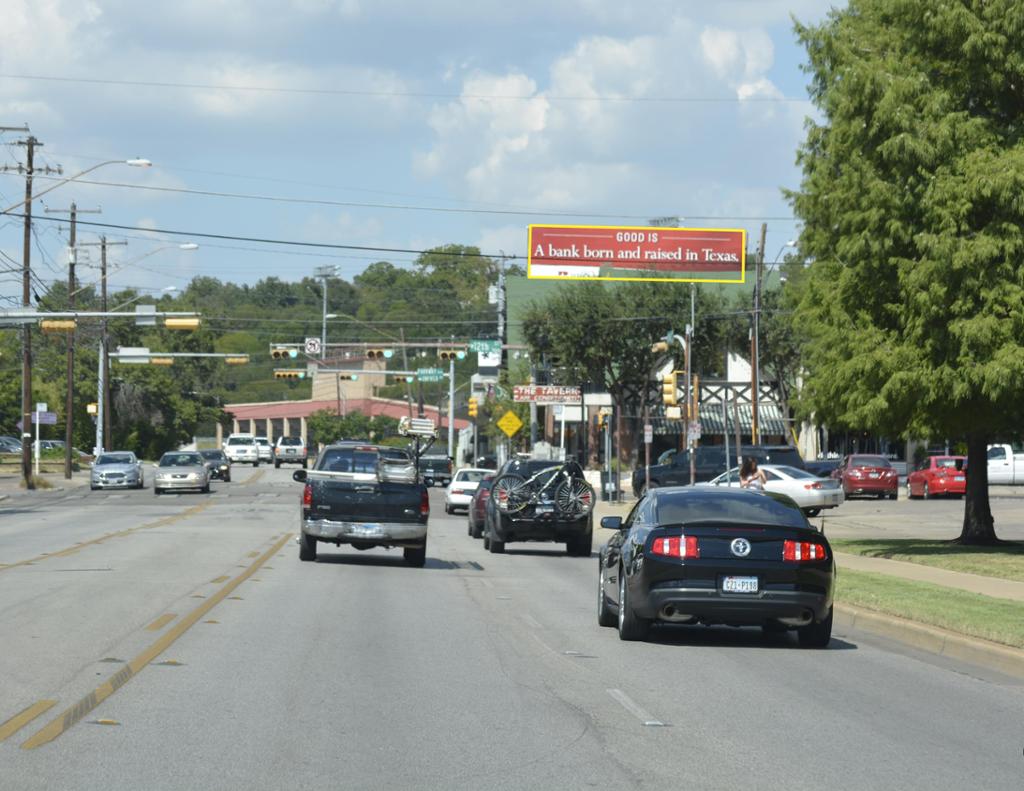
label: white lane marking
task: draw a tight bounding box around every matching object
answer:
[521,613,543,629]
[607,688,666,727]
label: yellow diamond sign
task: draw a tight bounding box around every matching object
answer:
[496,410,523,437]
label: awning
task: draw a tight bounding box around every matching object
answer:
[651,402,788,437]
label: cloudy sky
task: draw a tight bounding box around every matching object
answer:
[0,0,838,302]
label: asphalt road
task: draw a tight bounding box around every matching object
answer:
[0,466,1021,790]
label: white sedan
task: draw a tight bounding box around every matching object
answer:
[444,468,490,514]
[699,464,845,516]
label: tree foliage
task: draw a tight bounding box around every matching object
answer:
[789,0,1024,543]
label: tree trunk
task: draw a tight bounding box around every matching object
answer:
[958,432,999,545]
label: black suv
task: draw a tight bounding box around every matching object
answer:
[483,458,593,556]
[632,444,806,497]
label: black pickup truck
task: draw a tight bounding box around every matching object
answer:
[294,442,430,566]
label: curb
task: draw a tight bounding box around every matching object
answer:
[835,603,1024,681]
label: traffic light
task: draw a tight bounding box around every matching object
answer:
[662,371,678,406]
[390,374,415,383]
[224,356,249,365]
[468,397,478,418]
[274,370,306,379]
[271,347,298,360]
[366,348,393,360]
[438,348,467,362]
[164,317,201,330]
[40,319,76,333]
[336,374,359,381]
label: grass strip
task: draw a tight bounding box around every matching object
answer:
[829,538,1024,583]
[836,569,1024,649]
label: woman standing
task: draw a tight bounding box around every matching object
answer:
[740,457,767,491]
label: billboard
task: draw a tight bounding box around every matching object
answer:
[528,224,746,283]
[513,385,583,404]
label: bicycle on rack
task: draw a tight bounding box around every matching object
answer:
[491,462,596,519]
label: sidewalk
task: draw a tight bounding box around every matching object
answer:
[0,469,91,498]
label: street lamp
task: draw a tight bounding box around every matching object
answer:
[1,158,152,215]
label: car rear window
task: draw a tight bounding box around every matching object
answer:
[319,448,378,473]
[934,457,963,469]
[381,448,411,461]
[851,456,891,468]
[227,437,254,446]
[773,465,817,479]
[656,490,807,528]
[456,470,486,482]
[278,437,303,446]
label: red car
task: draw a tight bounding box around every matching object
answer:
[833,454,899,499]
[467,474,495,539]
[907,455,966,499]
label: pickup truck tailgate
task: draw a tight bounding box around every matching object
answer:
[310,479,425,523]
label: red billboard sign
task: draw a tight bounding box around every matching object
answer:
[528,224,746,283]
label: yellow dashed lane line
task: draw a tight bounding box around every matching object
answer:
[21,531,292,749]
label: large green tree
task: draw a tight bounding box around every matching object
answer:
[790,0,1024,544]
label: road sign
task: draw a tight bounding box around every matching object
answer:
[688,420,702,440]
[496,410,523,437]
[304,337,322,355]
[417,367,445,382]
[468,339,501,354]
[17,412,57,429]
[36,402,47,413]
[644,424,653,444]
[512,385,582,404]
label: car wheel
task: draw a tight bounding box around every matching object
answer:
[299,532,317,561]
[483,532,491,550]
[467,519,473,536]
[597,563,616,627]
[225,475,231,483]
[253,461,259,467]
[804,508,821,517]
[797,606,833,648]
[470,519,482,539]
[888,491,898,500]
[923,482,931,500]
[566,528,593,557]
[302,461,307,469]
[444,504,452,515]
[202,483,210,493]
[275,461,281,469]
[617,567,649,641]
[907,482,916,500]
[90,485,98,491]
[488,534,505,553]
[153,487,161,496]
[404,540,427,567]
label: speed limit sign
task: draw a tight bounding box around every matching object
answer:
[304,337,322,355]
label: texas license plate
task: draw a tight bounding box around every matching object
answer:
[722,576,759,594]
[868,472,880,478]
[348,523,383,537]
[535,504,554,514]
[955,476,964,481]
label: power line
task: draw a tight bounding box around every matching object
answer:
[0,72,812,104]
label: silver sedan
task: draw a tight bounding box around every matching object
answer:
[153,451,212,495]
[90,452,144,490]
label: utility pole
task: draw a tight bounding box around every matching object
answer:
[447,335,456,455]
[751,222,767,446]
[6,136,60,488]
[46,203,101,478]
[398,328,414,418]
[82,236,126,452]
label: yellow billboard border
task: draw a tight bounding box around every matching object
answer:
[526,223,747,284]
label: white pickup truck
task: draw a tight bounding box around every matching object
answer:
[986,443,1024,484]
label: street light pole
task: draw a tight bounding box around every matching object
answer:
[314,265,336,361]
[751,223,767,445]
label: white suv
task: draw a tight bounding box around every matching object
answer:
[274,436,307,468]
[254,436,273,464]
[224,434,259,466]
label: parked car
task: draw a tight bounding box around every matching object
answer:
[0,435,22,453]
[483,458,594,555]
[418,453,453,487]
[254,436,273,464]
[698,464,845,516]
[907,455,966,499]
[805,458,841,478]
[90,451,144,490]
[223,433,259,466]
[274,436,307,468]
[153,451,211,495]
[467,473,495,538]
[597,486,834,646]
[200,449,232,482]
[632,444,806,497]
[444,468,489,514]
[986,443,1024,484]
[832,454,899,499]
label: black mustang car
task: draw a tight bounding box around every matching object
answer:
[598,486,834,646]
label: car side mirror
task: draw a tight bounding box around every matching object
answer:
[292,469,307,483]
[600,516,623,530]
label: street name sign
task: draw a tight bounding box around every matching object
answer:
[497,410,523,437]
[513,385,582,405]
[527,224,746,284]
[417,367,445,382]
[468,339,501,354]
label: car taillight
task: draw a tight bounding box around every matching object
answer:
[651,535,699,559]
[480,488,491,501]
[783,540,828,562]
[302,483,312,507]
[803,481,823,489]
[421,488,430,516]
